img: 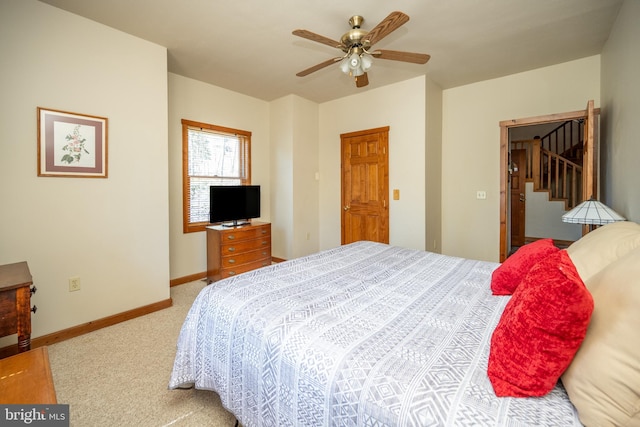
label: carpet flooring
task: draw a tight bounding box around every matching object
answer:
[47,280,238,426]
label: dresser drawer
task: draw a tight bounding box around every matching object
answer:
[220,225,270,242]
[220,258,272,279]
[0,292,18,336]
[222,247,271,268]
[221,238,270,255]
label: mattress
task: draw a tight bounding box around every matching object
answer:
[169,241,582,426]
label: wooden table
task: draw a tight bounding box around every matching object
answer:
[0,346,57,403]
[0,261,35,352]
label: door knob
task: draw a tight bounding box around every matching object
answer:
[519,193,526,202]
[343,205,350,211]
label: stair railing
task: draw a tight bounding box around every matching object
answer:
[532,139,582,209]
[539,120,583,159]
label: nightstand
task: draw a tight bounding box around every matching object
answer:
[0,261,37,353]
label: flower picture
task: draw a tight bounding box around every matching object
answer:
[38,107,108,178]
[60,124,90,164]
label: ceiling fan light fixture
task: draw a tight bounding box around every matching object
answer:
[293,11,427,88]
[360,52,373,71]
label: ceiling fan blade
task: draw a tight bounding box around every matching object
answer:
[292,29,344,49]
[363,11,410,47]
[355,73,369,88]
[296,57,342,77]
[372,49,430,64]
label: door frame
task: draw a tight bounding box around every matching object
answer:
[498,105,599,262]
[509,148,527,248]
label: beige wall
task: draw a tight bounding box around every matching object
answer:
[442,56,601,261]
[269,97,295,259]
[601,0,640,223]
[524,183,582,241]
[168,73,271,277]
[425,78,443,253]
[318,76,438,251]
[269,95,320,260]
[290,96,320,258]
[0,0,169,342]
[171,74,436,264]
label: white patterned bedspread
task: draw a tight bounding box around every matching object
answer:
[169,241,582,426]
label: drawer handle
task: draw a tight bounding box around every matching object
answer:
[261,230,267,234]
[228,247,235,252]
[262,251,267,256]
[31,305,37,314]
[262,240,268,245]
[228,271,236,276]
[228,259,235,264]
[227,235,235,240]
[30,285,37,295]
[262,262,269,266]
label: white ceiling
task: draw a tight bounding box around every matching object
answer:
[38,0,622,103]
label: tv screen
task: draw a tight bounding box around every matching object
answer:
[209,185,260,226]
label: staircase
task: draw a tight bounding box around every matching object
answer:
[511,120,583,210]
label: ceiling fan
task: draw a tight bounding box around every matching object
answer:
[292,11,430,88]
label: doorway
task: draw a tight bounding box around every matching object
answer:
[499,101,598,262]
[340,126,390,245]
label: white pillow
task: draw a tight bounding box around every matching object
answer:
[561,247,640,427]
[566,221,640,283]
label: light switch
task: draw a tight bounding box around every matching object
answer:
[393,189,400,200]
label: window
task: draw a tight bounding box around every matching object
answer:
[182,119,251,233]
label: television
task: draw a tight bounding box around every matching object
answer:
[209,185,260,227]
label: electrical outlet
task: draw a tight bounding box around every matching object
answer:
[69,276,81,292]
[476,190,487,200]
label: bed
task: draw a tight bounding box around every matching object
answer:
[169,222,640,427]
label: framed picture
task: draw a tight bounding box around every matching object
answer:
[37,107,108,178]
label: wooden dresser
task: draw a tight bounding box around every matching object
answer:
[207,221,271,283]
[0,261,36,353]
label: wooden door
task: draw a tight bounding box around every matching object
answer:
[341,127,389,244]
[510,149,527,247]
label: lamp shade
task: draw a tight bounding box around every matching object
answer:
[562,198,626,225]
[360,53,373,71]
[339,56,350,74]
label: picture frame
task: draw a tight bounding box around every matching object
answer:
[37,107,108,178]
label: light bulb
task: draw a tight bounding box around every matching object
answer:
[349,52,361,70]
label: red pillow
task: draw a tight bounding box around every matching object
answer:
[491,238,559,295]
[487,250,593,397]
